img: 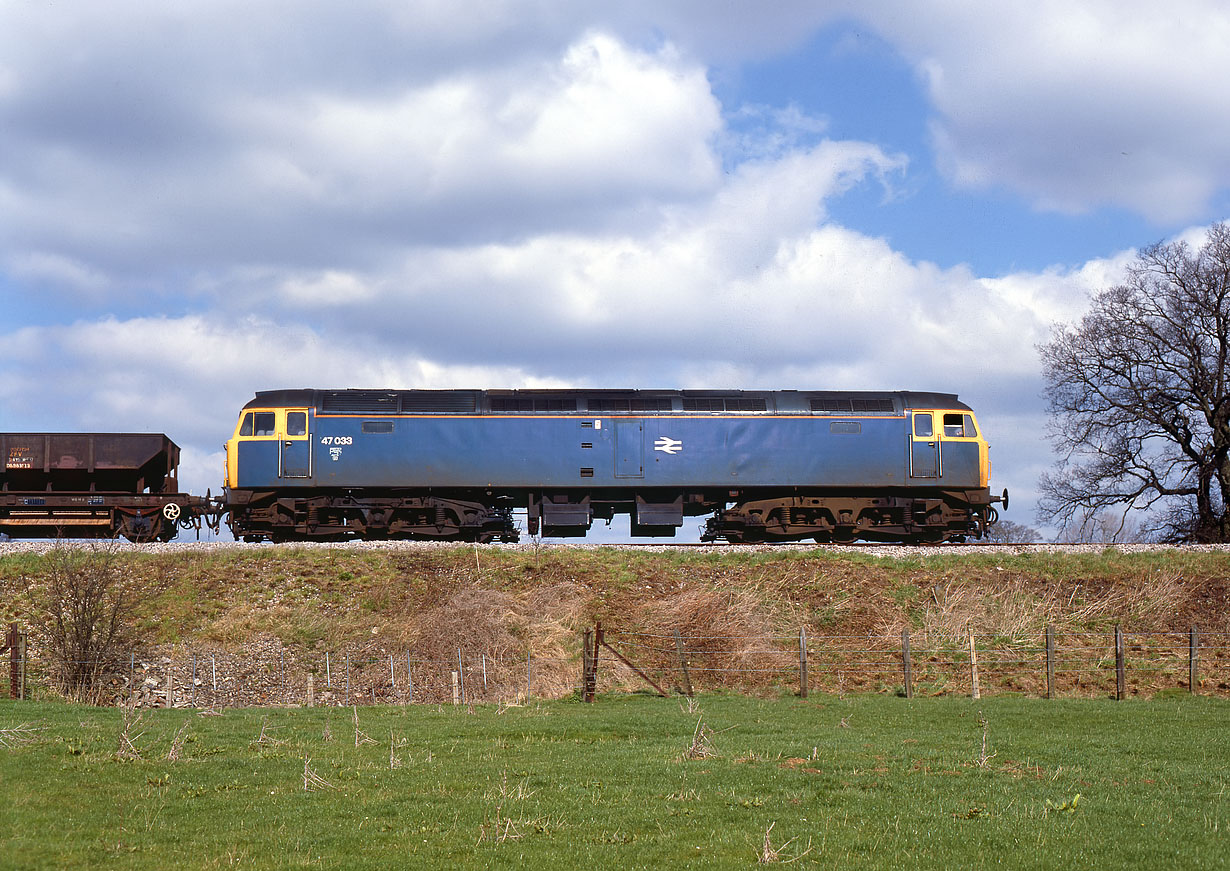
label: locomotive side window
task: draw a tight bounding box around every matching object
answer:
[287,412,307,437]
[964,414,977,437]
[239,413,254,437]
[913,413,933,438]
[254,413,275,437]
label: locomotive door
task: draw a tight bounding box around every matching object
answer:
[614,419,644,478]
[909,412,939,478]
[279,409,312,479]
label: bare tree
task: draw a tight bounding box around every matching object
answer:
[982,520,1042,544]
[1038,223,1230,542]
[29,544,137,702]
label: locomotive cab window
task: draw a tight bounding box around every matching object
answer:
[913,413,933,438]
[942,413,978,438]
[238,411,277,438]
[287,412,307,437]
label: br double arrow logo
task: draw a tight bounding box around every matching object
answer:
[653,437,683,455]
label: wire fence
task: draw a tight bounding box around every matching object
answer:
[590,625,1230,701]
[4,625,1229,707]
[4,643,575,708]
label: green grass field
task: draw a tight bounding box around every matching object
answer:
[1,694,1226,869]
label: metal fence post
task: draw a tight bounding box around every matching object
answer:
[1045,624,1055,699]
[799,626,808,699]
[7,623,20,700]
[1189,626,1199,694]
[1114,624,1126,701]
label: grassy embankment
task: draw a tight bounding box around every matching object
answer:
[2,544,1228,701]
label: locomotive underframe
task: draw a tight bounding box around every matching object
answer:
[226,486,995,544]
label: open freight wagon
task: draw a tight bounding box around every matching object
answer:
[0,433,220,541]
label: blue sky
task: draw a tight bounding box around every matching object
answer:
[2,1,1229,540]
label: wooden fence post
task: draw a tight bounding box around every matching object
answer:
[581,629,594,703]
[457,648,466,705]
[799,626,808,699]
[1189,626,1198,694]
[1045,624,1055,699]
[674,629,694,697]
[1114,624,1125,701]
[307,673,315,707]
[902,628,913,699]
[969,634,980,700]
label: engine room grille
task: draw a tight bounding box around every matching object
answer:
[320,391,479,414]
[320,391,399,413]
[490,396,578,412]
[810,397,896,414]
[682,395,768,412]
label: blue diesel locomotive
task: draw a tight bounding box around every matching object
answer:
[223,388,1005,543]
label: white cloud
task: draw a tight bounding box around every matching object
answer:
[856,0,1230,221]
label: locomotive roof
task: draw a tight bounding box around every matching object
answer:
[244,389,972,414]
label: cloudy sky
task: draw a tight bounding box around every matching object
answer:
[2,1,1227,539]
